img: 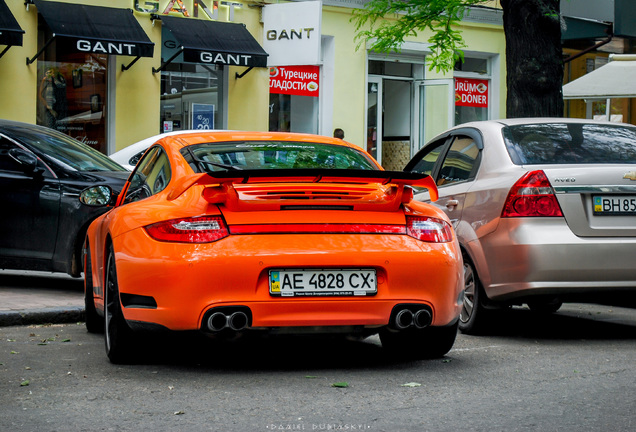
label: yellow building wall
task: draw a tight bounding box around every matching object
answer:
[322,6,506,149]
[2,1,505,153]
[323,7,369,148]
[1,1,38,122]
[1,0,269,151]
[227,6,270,132]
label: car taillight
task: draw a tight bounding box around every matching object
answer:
[502,170,563,217]
[406,216,454,243]
[145,216,229,243]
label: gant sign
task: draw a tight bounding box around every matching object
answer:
[198,52,253,66]
[262,1,322,67]
[76,40,138,55]
[133,0,241,21]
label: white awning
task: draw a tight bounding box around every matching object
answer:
[562,54,636,100]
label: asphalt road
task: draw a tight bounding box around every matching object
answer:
[1,304,635,432]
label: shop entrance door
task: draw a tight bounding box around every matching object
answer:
[416,79,454,151]
[366,77,382,164]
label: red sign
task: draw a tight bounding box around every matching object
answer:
[269,65,320,97]
[455,78,489,107]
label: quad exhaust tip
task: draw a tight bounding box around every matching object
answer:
[394,308,432,330]
[207,311,249,332]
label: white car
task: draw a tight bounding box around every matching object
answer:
[110,130,213,170]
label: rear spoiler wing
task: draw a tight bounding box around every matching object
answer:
[166,169,438,202]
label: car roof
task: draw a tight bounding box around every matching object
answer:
[458,117,634,128]
[156,130,362,150]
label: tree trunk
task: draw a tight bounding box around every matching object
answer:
[500,0,564,118]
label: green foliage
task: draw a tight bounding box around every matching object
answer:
[352,0,489,72]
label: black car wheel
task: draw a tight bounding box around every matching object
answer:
[83,245,102,333]
[379,322,458,359]
[458,254,492,335]
[104,245,136,364]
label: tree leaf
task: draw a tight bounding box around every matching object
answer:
[331,382,349,388]
[401,382,422,387]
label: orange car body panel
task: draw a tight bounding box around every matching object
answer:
[86,132,462,332]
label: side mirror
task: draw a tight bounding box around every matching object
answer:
[79,185,113,207]
[8,148,40,174]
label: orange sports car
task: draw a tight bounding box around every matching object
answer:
[83,131,464,363]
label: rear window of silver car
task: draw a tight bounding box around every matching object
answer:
[503,123,636,165]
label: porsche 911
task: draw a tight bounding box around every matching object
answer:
[83,131,463,363]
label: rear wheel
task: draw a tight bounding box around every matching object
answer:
[104,245,137,364]
[380,322,458,359]
[83,245,102,333]
[458,254,492,335]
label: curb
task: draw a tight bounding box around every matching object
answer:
[0,306,85,327]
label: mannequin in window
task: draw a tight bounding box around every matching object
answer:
[39,67,68,131]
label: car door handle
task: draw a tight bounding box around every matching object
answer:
[445,200,459,209]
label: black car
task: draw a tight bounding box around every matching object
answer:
[0,120,129,277]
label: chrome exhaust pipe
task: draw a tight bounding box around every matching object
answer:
[394,309,414,330]
[207,312,228,332]
[413,309,432,329]
[228,311,249,331]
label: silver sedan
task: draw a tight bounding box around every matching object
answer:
[405,118,636,334]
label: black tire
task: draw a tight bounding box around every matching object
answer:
[104,245,137,364]
[458,254,492,335]
[83,245,102,333]
[527,298,563,315]
[380,322,458,359]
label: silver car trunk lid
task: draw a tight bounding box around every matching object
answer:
[545,166,636,237]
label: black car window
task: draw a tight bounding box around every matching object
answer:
[123,146,172,204]
[437,136,480,186]
[503,123,636,165]
[5,125,126,173]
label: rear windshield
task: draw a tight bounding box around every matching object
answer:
[502,123,636,165]
[182,141,378,172]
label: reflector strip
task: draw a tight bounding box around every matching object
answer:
[229,224,406,235]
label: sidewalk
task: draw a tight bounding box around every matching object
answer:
[0,270,85,327]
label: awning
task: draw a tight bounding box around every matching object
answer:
[563,55,636,99]
[562,16,612,41]
[153,15,268,73]
[0,0,24,58]
[28,0,154,70]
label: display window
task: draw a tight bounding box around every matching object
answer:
[269,65,320,134]
[31,1,154,154]
[454,58,491,124]
[37,54,108,153]
[160,63,224,133]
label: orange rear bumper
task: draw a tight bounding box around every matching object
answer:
[113,229,463,331]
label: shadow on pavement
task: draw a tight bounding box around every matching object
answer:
[471,304,636,341]
[0,271,84,292]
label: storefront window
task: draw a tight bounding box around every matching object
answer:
[160,63,224,132]
[268,65,320,134]
[37,53,107,153]
[454,58,490,125]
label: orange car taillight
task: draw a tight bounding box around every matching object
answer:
[145,216,229,243]
[501,170,563,217]
[406,216,454,243]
